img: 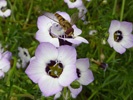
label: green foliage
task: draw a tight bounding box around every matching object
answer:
[0,0,133,100]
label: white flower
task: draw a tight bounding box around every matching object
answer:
[107,20,133,54]
[17,47,31,68]
[25,42,77,96]
[0,0,11,17]
[68,58,94,98]
[36,11,88,47]
[77,4,88,21]
[89,30,97,35]
[0,51,12,78]
[64,0,83,8]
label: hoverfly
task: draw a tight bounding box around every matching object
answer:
[44,12,79,37]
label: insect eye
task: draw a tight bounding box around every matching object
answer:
[62,18,65,21]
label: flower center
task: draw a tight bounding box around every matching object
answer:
[46,60,63,78]
[114,30,123,42]
[49,23,65,38]
[76,68,81,78]
[70,0,77,2]
[1,7,7,12]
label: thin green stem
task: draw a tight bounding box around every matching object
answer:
[112,0,117,16]
[106,51,116,63]
[6,57,17,86]
[23,0,33,29]
[120,0,125,21]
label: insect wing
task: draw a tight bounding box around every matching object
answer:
[70,12,79,25]
[44,12,59,23]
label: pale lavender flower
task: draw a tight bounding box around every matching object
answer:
[25,42,77,97]
[0,0,11,17]
[107,20,133,54]
[36,11,88,47]
[68,58,94,98]
[0,50,12,78]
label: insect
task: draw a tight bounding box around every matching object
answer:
[44,12,75,37]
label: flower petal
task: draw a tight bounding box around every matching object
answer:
[57,45,77,66]
[107,33,114,47]
[54,92,61,100]
[0,0,7,8]
[72,25,82,36]
[37,15,54,30]
[59,65,77,87]
[120,21,132,34]
[120,35,133,48]
[0,59,10,72]
[38,75,62,97]
[2,9,11,17]
[36,30,60,47]
[65,36,88,45]
[78,70,94,85]
[3,51,12,60]
[35,42,58,63]
[25,57,47,83]
[36,29,52,42]
[76,58,90,71]
[68,85,82,98]
[109,20,120,34]
[0,70,4,78]
[113,42,126,54]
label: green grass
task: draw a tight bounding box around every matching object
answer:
[0,0,133,100]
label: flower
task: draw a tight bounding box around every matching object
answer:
[107,20,133,54]
[0,50,12,78]
[17,47,31,68]
[0,0,11,17]
[77,4,87,21]
[68,58,94,98]
[89,30,97,35]
[64,0,83,8]
[35,11,88,47]
[25,42,77,97]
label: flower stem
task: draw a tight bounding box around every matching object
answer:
[112,0,117,16]
[106,51,116,63]
[120,0,125,21]
[23,0,33,29]
[6,57,17,86]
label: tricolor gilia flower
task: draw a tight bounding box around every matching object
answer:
[35,11,88,47]
[107,20,133,54]
[25,42,77,97]
[0,44,12,78]
[69,58,94,98]
[64,0,83,8]
[0,0,11,17]
[17,47,30,68]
